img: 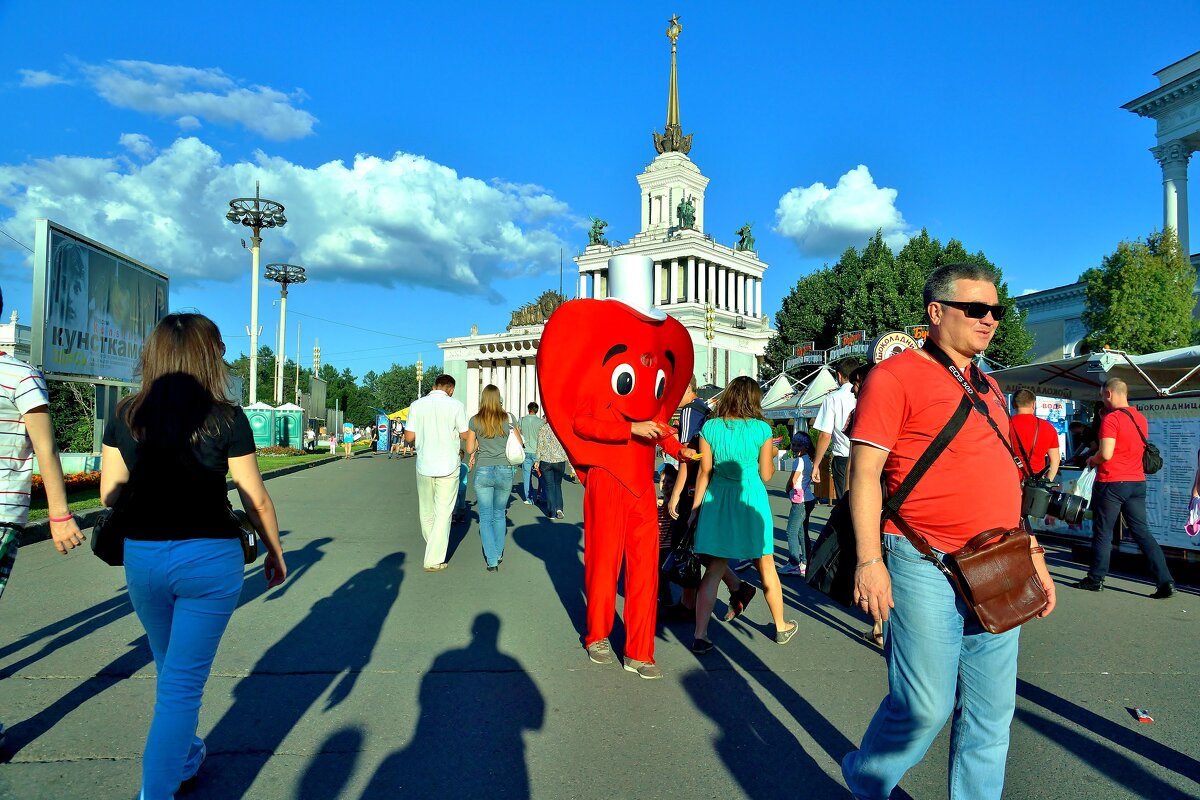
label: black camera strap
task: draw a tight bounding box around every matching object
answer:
[1012,417,1045,480]
[921,339,1028,478]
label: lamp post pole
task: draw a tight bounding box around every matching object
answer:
[704,303,715,385]
[415,355,424,399]
[265,264,307,406]
[226,182,286,405]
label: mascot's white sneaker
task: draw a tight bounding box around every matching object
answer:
[623,659,663,680]
[587,638,615,665]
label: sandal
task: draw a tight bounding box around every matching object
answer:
[724,583,757,621]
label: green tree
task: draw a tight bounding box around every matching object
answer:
[765,228,1033,377]
[47,381,95,453]
[1081,228,1195,355]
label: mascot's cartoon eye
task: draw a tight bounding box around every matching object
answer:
[611,364,636,396]
[655,369,666,399]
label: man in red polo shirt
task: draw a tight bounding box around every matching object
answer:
[1074,378,1175,597]
[1009,389,1060,481]
[841,263,1056,800]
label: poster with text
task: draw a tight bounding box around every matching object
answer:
[1133,398,1200,553]
[41,224,168,383]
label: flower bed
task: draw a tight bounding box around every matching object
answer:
[32,470,101,499]
[258,446,307,457]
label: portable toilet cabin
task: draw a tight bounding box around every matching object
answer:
[274,403,305,449]
[243,403,276,449]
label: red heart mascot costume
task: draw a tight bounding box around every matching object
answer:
[537,255,694,676]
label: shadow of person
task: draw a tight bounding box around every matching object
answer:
[0,538,333,762]
[360,613,545,800]
[511,518,587,640]
[681,658,846,799]
[0,592,134,678]
[187,552,405,798]
[296,726,364,800]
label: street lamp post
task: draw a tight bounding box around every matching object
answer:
[264,264,307,406]
[415,354,424,399]
[226,181,287,405]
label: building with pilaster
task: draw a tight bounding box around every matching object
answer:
[438,18,774,415]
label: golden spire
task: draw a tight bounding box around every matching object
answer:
[653,14,693,155]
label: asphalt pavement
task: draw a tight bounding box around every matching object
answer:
[0,453,1196,799]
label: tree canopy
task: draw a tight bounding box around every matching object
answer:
[764,229,1033,376]
[1080,228,1196,355]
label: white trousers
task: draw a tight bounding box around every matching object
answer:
[417,472,459,567]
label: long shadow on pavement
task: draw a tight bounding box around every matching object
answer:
[359,612,544,799]
[511,517,587,641]
[0,536,332,763]
[192,551,406,798]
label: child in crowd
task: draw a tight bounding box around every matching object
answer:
[780,433,816,577]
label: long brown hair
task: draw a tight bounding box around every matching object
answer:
[714,376,765,422]
[119,313,234,443]
[474,384,508,437]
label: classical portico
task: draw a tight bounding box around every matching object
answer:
[1124,51,1200,259]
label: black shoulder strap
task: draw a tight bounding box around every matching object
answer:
[1115,408,1149,445]
[881,394,973,517]
[1012,418,1040,480]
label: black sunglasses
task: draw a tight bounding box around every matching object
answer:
[936,299,1007,321]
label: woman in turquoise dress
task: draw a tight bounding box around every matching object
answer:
[688,376,797,652]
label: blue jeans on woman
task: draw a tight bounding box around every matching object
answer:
[124,538,244,800]
[842,534,1020,800]
[540,460,566,515]
[784,499,816,565]
[474,465,514,567]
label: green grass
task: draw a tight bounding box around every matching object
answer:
[26,443,372,521]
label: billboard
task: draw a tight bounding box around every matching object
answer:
[31,219,169,384]
[826,330,868,361]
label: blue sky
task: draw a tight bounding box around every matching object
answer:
[1,2,1197,379]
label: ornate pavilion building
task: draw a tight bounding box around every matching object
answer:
[438,17,774,415]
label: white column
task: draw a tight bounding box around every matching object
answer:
[727,271,737,312]
[736,273,745,315]
[707,262,717,304]
[755,278,763,318]
[531,355,541,408]
[717,266,726,309]
[687,257,697,303]
[578,272,588,299]
[1153,140,1193,257]
[508,361,520,414]
[523,359,536,413]
[466,364,480,417]
[653,261,663,306]
[668,258,679,304]
[697,260,706,305]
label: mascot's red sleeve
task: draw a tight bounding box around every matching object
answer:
[536,299,694,495]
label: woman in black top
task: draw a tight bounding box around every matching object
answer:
[100,313,286,799]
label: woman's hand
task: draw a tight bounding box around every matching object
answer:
[264,551,288,589]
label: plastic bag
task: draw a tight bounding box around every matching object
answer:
[1186,497,1200,537]
[1069,467,1097,503]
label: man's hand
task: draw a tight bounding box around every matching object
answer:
[49,516,85,555]
[811,464,821,484]
[630,421,667,439]
[853,561,894,623]
[1032,554,1056,618]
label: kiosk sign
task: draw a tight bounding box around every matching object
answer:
[827,330,868,361]
[31,219,168,384]
[905,324,928,346]
[870,332,918,364]
[785,341,825,371]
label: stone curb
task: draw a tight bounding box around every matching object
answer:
[17,453,354,548]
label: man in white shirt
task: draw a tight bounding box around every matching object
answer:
[811,357,861,499]
[404,374,469,571]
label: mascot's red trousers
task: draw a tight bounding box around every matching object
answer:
[582,467,661,663]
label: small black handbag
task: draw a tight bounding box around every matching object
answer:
[89,508,125,567]
[662,518,702,588]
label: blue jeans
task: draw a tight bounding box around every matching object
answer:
[1087,481,1174,586]
[124,538,244,800]
[456,463,469,511]
[541,460,566,514]
[474,465,514,566]
[521,453,540,502]
[842,535,1020,800]
[784,500,816,565]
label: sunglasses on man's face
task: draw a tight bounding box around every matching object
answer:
[936,299,1007,321]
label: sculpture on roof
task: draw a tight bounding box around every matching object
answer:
[735,223,756,252]
[676,195,695,229]
[588,218,609,247]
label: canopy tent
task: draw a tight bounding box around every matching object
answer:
[760,373,796,407]
[386,407,410,421]
[991,346,1200,401]
[763,366,840,420]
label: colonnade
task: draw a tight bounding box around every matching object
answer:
[464,357,540,418]
[578,256,763,317]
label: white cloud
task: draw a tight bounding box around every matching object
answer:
[18,69,69,88]
[79,60,316,140]
[774,165,910,258]
[0,136,570,298]
[118,133,157,160]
